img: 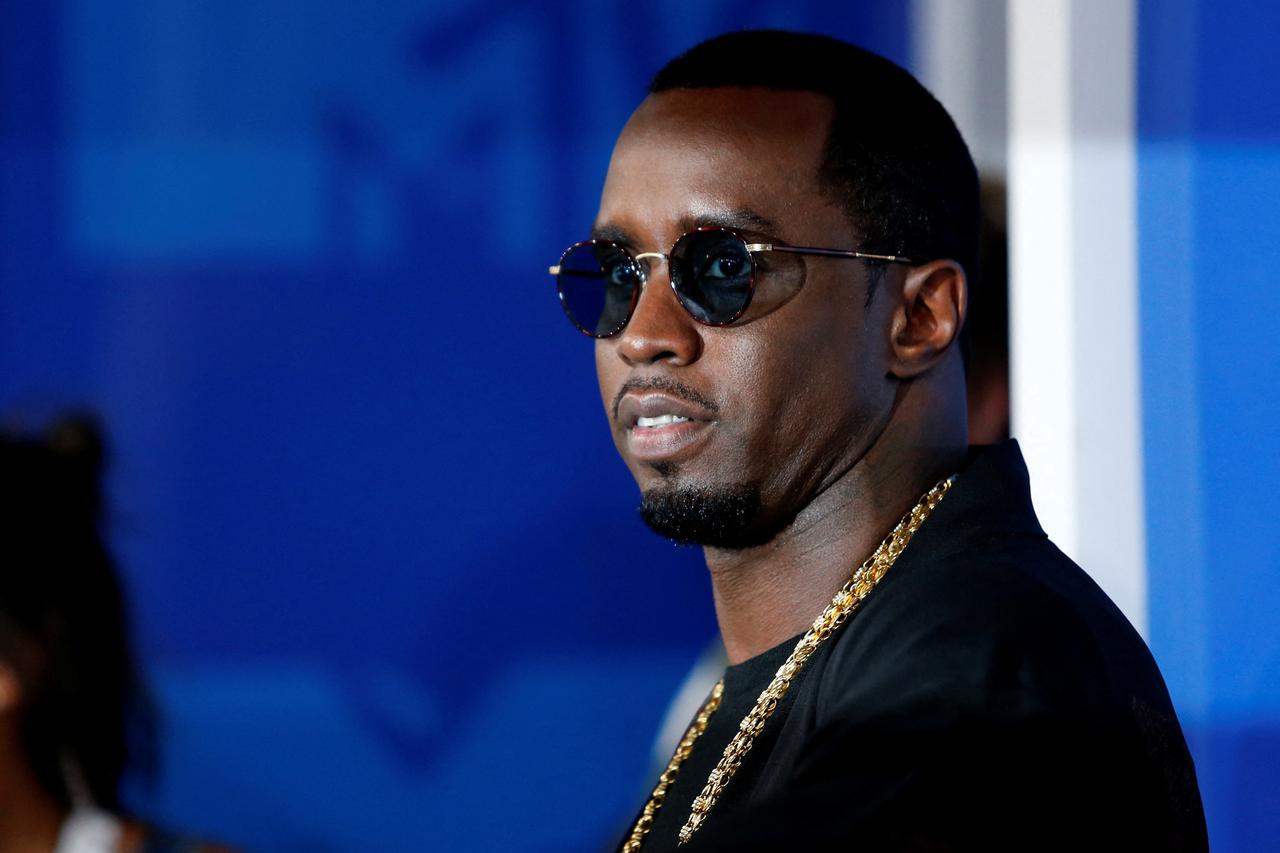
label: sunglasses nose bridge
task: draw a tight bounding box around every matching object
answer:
[633,251,669,272]
[629,251,673,290]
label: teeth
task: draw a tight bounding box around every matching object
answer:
[636,414,691,428]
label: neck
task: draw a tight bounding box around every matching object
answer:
[704,402,965,665]
[0,727,67,853]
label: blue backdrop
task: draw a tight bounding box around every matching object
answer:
[1138,1,1280,849]
[0,3,908,850]
[5,2,1278,850]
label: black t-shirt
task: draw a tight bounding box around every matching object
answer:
[621,441,1208,852]
[636,632,801,850]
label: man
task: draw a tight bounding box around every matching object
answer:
[549,31,1206,851]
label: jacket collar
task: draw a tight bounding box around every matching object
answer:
[902,439,1047,563]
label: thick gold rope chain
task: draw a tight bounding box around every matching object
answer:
[621,477,954,851]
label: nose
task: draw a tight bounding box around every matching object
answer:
[613,257,702,367]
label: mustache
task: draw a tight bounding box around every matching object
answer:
[612,376,720,421]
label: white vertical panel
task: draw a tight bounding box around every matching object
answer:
[1007,0,1146,634]
[1068,0,1146,636]
[913,0,1007,176]
[1008,0,1079,560]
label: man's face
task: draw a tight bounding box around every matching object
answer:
[594,88,899,547]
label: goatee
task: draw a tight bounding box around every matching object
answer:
[639,484,782,550]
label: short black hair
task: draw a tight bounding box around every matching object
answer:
[650,30,981,286]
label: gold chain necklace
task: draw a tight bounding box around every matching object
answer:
[622,477,954,851]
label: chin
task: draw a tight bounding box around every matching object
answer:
[638,480,786,550]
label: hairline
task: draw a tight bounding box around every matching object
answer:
[642,83,892,305]
[642,84,870,244]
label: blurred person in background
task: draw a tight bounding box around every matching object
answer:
[551,31,1206,851]
[0,418,232,853]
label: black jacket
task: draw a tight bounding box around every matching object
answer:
[634,441,1207,852]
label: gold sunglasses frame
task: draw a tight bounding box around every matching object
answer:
[549,227,914,336]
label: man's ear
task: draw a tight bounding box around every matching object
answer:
[888,259,967,379]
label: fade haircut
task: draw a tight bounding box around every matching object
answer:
[650,30,981,289]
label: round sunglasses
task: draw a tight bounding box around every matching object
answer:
[549,227,914,338]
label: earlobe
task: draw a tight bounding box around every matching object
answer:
[888,259,967,379]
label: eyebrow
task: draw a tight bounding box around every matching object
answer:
[589,207,782,249]
[682,207,780,236]
[590,223,634,245]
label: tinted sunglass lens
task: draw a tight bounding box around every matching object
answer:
[557,242,640,337]
[672,231,754,324]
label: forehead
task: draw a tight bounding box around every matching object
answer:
[596,88,839,240]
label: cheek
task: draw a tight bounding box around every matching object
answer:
[595,342,620,414]
[729,312,885,456]
[594,344,628,455]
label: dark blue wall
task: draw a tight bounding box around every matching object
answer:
[1139,1,1280,850]
[0,3,910,849]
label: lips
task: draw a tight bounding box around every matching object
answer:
[616,390,717,463]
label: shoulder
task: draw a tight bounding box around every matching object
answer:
[816,532,1164,721]
[786,536,1206,849]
